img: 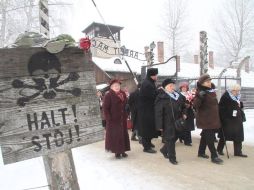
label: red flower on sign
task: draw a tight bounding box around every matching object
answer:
[79,37,91,51]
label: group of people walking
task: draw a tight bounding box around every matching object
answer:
[100,68,247,165]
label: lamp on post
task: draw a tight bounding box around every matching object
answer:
[145,41,156,65]
[149,41,156,65]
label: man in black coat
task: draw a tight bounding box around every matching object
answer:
[138,68,159,153]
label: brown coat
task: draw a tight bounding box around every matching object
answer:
[103,89,130,153]
[193,83,221,130]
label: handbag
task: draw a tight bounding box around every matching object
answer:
[240,109,246,122]
[174,118,186,132]
[170,97,186,132]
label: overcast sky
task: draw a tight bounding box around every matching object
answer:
[66,0,221,56]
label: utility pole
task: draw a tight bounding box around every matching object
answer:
[39,0,50,38]
[200,31,208,75]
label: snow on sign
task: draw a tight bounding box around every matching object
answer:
[0,47,104,164]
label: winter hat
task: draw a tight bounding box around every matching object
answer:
[109,79,121,87]
[147,68,158,77]
[179,82,189,91]
[162,78,175,88]
[198,74,212,84]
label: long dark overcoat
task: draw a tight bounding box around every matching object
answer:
[138,77,159,138]
[193,83,221,130]
[128,88,140,130]
[155,91,186,140]
[103,89,130,153]
[218,91,244,142]
[179,93,195,131]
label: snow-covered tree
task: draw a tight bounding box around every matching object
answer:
[0,0,73,47]
[159,0,190,57]
[215,0,254,65]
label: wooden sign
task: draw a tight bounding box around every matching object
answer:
[0,47,104,164]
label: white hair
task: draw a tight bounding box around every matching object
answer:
[228,83,241,91]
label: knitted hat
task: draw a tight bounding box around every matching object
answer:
[198,74,211,84]
[179,82,189,91]
[147,68,158,77]
[162,78,175,88]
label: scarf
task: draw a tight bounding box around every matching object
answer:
[116,91,124,102]
[166,91,179,101]
[227,90,241,104]
[206,88,216,93]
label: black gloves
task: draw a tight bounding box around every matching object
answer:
[198,90,206,99]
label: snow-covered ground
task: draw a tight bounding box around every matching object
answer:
[0,109,253,190]
[193,109,254,146]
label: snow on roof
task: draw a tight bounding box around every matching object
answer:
[96,83,108,90]
[92,57,146,74]
[92,56,254,87]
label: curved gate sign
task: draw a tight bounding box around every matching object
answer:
[0,47,104,164]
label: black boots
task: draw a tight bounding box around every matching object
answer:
[143,149,157,153]
[160,149,169,159]
[211,157,223,164]
[198,153,209,159]
[234,153,248,157]
[217,151,224,156]
[169,158,178,165]
[121,153,128,158]
[115,153,121,159]
[115,152,128,159]
[131,132,138,141]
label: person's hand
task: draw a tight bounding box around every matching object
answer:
[183,114,187,120]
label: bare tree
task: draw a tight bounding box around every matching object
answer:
[0,0,73,47]
[159,0,190,56]
[215,0,254,64]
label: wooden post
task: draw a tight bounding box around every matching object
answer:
[200,31,208,75]
[39,0,50,38]
[43,150,80,190]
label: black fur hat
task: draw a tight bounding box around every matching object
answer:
[162,78,175,88]
[147,68,158,77]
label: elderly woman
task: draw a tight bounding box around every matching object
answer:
[193,74,223,164]
[155,78,186,165]
[217,84,247,157]
[178,82,195,146]
[103,79,130,159]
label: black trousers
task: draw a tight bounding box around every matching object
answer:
[217,138,243,155]
[198,129,218,159]
[182,130,192,144]
[142,137,152,150]
[160,137,178,160]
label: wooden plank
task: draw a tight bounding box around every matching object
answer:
[0,47,104,164]
[0,47,93,79]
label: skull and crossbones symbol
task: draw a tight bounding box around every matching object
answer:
[12,51,81,107]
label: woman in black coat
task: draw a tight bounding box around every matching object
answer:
[217,84,247,157]
[178,82,195,146]
[155,78,186,165]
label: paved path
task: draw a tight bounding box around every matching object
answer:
[73,136,254,190]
